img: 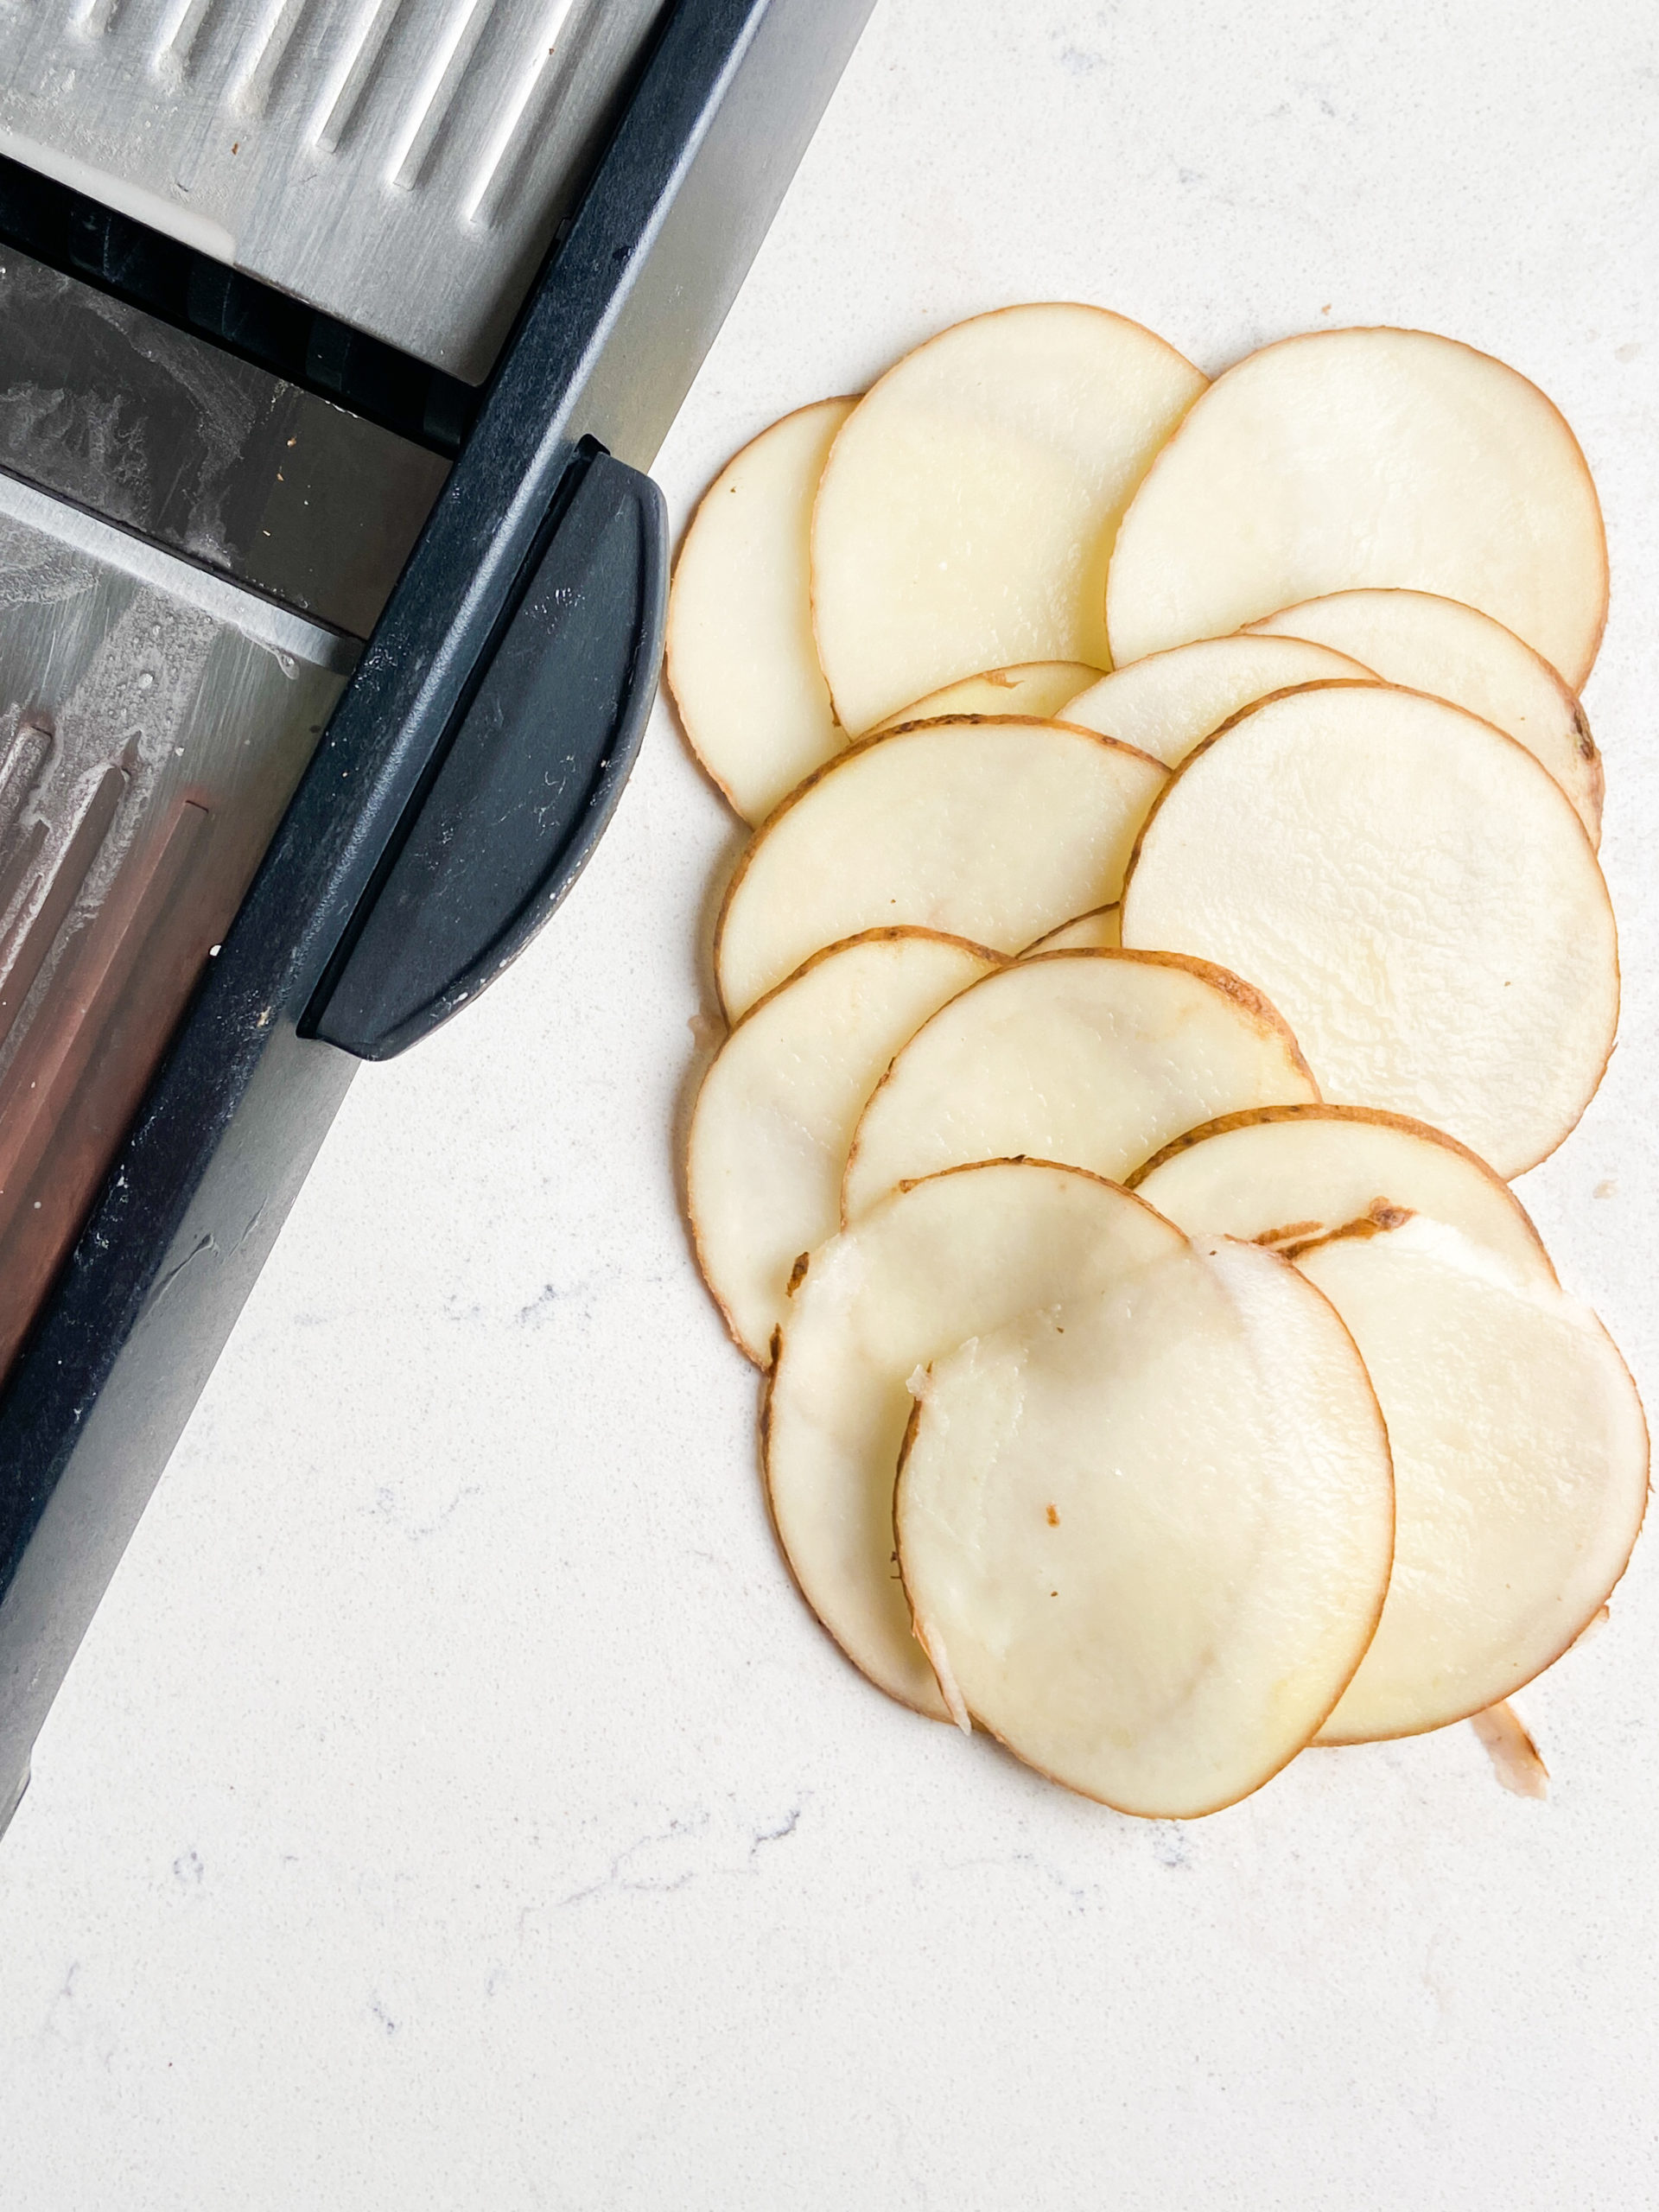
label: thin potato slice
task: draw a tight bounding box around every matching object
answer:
[1024,906,1121,954]
[1131,1103,1554,1289]
[1296,1219,1648,1741]
[715,719,1166,1019]
[896,1236,1395,1814]
[875,662,1104,732]
[666,397,856,824]
[1107,327,1607,688]
[1247,588,1603,841]
[1058,632,1373,766]
[766,1162,1185,1716]
[1134,1109,1648,1740]
[687,930,1001,1365]
[1120,683,1618,1177]
[842,950,1317,1220]
[813,304,1207,734]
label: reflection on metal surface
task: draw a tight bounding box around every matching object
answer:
[0,756,130,1045]
[0,249,449,639]
[0,0,665,379]
[0,471,356,1378]
[0,1758,25,1841]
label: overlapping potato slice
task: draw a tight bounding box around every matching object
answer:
[1024,906,1121,953]
[765,1162,1185,1715]
[842,950,1316,1219]
[1057,632,1373,766]
[715,719,1166,1019]
[672,303,1644,1816]
[875,662,1104,731]
[688,929,1001,1364]
[1296,1220,1647,1740]
[812,304,1207,734]
[895,1236,1395,1813]
[1247,588,1603,840]
[1135,1114,1648,1741]
[1120,683,1618,1177]
[1106,327,1607,687]
[666,397,856,824]
[1131,1104,1554,1288]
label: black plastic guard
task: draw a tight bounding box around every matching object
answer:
[310,448,667,1058]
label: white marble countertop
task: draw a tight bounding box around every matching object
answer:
[3,4,1658,2204]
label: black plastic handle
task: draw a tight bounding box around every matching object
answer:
[307,445,667,1059]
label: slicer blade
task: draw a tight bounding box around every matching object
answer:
[0,246,451,639]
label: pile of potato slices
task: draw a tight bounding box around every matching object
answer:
[670,303,1647,1820]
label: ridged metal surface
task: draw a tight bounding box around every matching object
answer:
[0,0,664,379]
[0,467,354,1377]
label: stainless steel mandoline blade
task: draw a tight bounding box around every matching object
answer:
[0,0,878,1846]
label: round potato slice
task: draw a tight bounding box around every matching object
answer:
[1131,1104,1554,1290]
[1024,906,1121,954]
[715,719,1166,1019]
[875,661,1105,732]
[813,304,1207,734]
[688,929,1001,1365]
[1058,632,1374,766]
[1120,683,1618,1177]
[1106,327,1607,689]
[766,1161,1186,1716]
[842,950,1317,1221]
[896,1236,1395,1815]
[1246,588,1603,841]
[1295,1218,1648,1741]
[1132,1105,1646,1742]
[666,397,856,824]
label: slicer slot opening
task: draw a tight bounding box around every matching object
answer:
[0,149,476,455]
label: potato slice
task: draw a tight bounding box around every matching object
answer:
[1134,1109,1647,1739]
[766,1161,1185,1716]
[842,950,1316,1220]
[1120,683,1618,1177]
[812,304,1207,734]
[715,719,1166,1019]
[1247,588,1603,841]
[1131,1103,1554,1290]
[1106,328,1607,688]
[1024,906,1121,954]
[895,1236,1395,1813]
[1294,1219,1648,1741]
[875,662,1104,732]
[1058,633,1373,766]
[688,929,1001,1365]
[666,397,856,824]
